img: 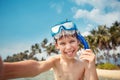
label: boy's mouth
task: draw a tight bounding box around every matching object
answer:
[65,50,74,57]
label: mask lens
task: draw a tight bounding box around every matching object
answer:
[51,21,77,37]
[51,25,61,33]
[62,22,73,29]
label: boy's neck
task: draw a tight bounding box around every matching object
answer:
[60,54,76,65]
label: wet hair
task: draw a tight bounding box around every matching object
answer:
[54,30,78,42]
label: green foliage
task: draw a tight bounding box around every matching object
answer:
[97,62,119,70]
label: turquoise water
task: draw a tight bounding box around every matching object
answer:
[11,70,119,80]
[11,71,54,80]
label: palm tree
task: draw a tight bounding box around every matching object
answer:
[45,43,59,55]
[109,21,120,48]
[85,35,98,54]
[88,25,113,63]
[41,38,48,48]
[31,45,36,52]
[97,25,111,49]
[24,50,29,59]
[35,43,41,53]
[29,51,35,59]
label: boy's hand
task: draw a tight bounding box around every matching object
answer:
[79,49,95,64]
[80,49,98,80]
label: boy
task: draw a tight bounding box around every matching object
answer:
[2,21,98,80]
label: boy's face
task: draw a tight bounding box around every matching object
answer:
[55,35,79,59]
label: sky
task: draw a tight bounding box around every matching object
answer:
[0,0,120,59]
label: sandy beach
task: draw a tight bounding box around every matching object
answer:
[97,69,120,80]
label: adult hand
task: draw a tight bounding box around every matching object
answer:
[0,56,4,80]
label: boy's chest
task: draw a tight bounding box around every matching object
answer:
[53,64,84,80]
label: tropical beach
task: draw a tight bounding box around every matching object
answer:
[3,21,120,80]
[1,0,120,80]
[2,20,120,80]
[97,69,120,80]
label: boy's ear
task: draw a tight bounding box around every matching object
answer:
[77,39,80,45]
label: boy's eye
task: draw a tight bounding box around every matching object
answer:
[70,40,75,43]
[60,42,65,45]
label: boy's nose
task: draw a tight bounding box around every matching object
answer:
[65,44,71,49]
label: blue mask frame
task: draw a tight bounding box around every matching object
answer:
[77,33,89,49]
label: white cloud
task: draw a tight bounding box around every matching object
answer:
[73,0,120,11]
[73,0,104,9]
[74,8,120,26]
[72,0,120,27]
[73,9,88,19]
[81,31,91,36]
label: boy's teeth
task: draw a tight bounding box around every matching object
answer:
[67,52,73,56]
[68,52,72,54]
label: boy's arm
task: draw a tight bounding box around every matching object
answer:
[3,57,56,79]
[80,49,98,80]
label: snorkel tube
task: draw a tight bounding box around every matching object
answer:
[76,33,89,49]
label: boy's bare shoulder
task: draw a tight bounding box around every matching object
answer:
[47,55,60,62]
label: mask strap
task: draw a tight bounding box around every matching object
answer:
[76,33,89,49]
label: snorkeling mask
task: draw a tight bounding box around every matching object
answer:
[51,21,89,49]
